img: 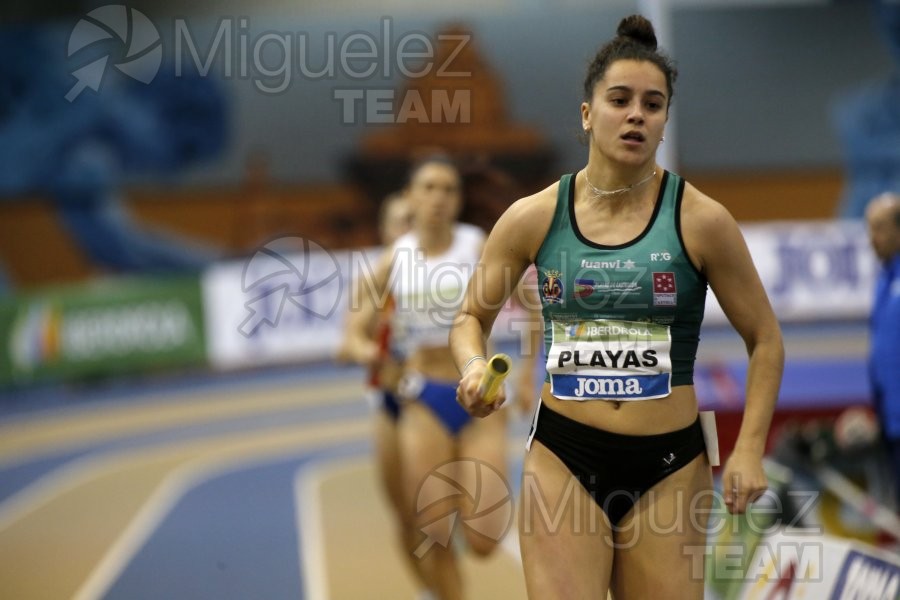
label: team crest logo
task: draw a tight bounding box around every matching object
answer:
[541,270,565,304]
[652,272,677,306]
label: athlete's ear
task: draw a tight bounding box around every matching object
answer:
[581,101,591,131]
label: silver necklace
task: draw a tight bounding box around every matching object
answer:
[584,168,656,198]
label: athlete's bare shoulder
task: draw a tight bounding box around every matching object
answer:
[680,180,744,272]
[681,181,738,233]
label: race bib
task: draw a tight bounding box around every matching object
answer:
[546,319,672,401]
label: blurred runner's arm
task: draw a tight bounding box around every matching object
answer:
[337,248,394,367]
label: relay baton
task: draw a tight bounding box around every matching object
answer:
[478,353,512,403]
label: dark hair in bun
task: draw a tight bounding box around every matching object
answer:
[617,14,657,49]
[583,14,677,105]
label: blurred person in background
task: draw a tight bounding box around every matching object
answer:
[338,191,428,592]
[452,15,783,599]
[865,191,900,495]
[342,155,536,600]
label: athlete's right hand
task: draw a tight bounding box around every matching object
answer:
[456,361,506,418]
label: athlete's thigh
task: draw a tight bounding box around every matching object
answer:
[519,440,615,599]
[457,412,511,554]
[373,410,405,513]
[398,403,457,518]
[610,452,712,600]
[458,410,507,466]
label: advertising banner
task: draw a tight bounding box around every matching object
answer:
[705,220,878,325]
[0,276,206,386]
[201,239,529,370]
[201,221,880,370]
[736,529,900,600]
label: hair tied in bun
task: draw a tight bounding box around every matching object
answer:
[617,15,657,50]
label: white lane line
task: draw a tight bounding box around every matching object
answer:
[295,460,338,600]
[295,444,527,600]
[0,394,367,529]
[72,458,201,600]
[295,455,380,600]
[295,463,328,600]
[0,450,146,534]
[72,421,370,600]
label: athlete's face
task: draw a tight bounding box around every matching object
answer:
[866,196,900,262]
[408,163,462,229]
[581,59,669,167]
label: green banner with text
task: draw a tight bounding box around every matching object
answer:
[0,276,207,387]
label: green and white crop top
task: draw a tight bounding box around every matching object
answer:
[534,171,707,401]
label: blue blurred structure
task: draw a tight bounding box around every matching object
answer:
[0,24,228,274]
[833,0,900,218]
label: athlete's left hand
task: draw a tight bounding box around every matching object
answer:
[721,451,768,514]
